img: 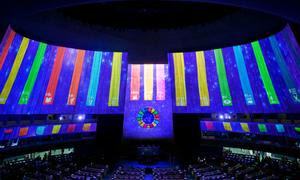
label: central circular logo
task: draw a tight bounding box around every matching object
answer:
[136,107,159,128]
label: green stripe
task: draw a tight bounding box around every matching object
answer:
[19,42,47,104]
[251,41,279,104]
[214,49,232,106]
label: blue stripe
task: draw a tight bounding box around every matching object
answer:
[233,46,255,105]
[86,51,102,106]
[269,36,300,103]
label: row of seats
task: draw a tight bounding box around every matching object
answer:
[153,167,187,180]
[111,167,145,180]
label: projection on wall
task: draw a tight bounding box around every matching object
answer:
[0,27,127,114]
[123,64,173,139]
[169,25,300,113]
[200,121,300,139]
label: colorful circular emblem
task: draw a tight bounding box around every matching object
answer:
[136,107,159,128]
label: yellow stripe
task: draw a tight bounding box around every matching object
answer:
[196,51,210,106]
[240,123,250,132]
[173,53,187,106]
[0,37,30,104]
[144,64,153,100]
[108,52,122,106]
[223,122,232,131]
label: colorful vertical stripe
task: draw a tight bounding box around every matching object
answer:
[144,64,154,100]
[173,53,187,106]
[205,121,214,130]
[43,47,66,105]
[0,37,30,104]
[36,126,45,135]
[214,49,232,106]
[67,50,85,105]
[86,51,102,106]
[156,64,166,101]
[19,127,28,136]
[52,125,61,134]
[108,52,122,106]
[258,124,267,132]
[67,124,76,133]
[195,51,210,106]
[130,64,141,100]
[252,41,279,104]
[0,29,16,70]
[233,46,255,105]
[275,124,285,133]
[223,122,232,131]
[240,123,250,132]
[19,42,47,104]
[83,123,91,131]
[269,36,300,103]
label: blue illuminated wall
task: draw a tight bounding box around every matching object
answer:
[123,64,173,139]
[169,25,300,113]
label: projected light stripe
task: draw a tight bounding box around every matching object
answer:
[130,64,140,100]
[67,50,85,105]
[43,47,65,105]
[196,51,210,106]
[19,42,47,104]
[282,28,300,70]
[0,29,16,70]
[269,36,300,103]
[223,122,232,131]
[108,52,122,106]
[240,123,250,132]
[144,64,153,100]
[214,49,232,106]
[86,51,102,106]
[233,46,255,105]
[252,41,279,104]
[173,53,187,106]
[156,64,166,100]
[0,37,29,104]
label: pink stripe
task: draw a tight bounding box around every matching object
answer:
[156,64,165,100]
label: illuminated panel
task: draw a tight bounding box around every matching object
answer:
[223,122,232,131]
[0,37,30,104]
[130,64,141,100]
[214,49,232,106]
[82,123,91,132]
[0,29,16,69]
[275,124,285,133]
[258,124,267,133]
[19,42,47,104]
[36,126,45,135]
[67,50,85,105]
[269,36,300,103]
[252,41,279,104]
[67,124,76,133]
[144,64,153,100]
[43,47,66,105]
[108,52,122,106]
[19,127,29,137]
[52,125,61,134]
[173,53,187,106]
[156,64,166,101]
[86,51,102,106]
[195,51,210,106]
[240,123,250,132]
[233,46,255,105]
[123,64,173,139]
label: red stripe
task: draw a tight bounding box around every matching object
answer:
[130,64,140,100]
[67,124,76,133]
[43,47,66,105]
[0,29,16,69]
[67,50,85,105]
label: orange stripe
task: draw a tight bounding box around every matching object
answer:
[0,29,16,69]
[43,47,66,105]
[67,50,85,105]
